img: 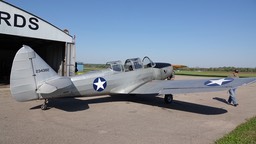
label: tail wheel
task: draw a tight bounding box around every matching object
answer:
[41,104,47,110]
[164,94,173,104]
[41,99,48,110]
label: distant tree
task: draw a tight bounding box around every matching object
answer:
[179,67,256,72]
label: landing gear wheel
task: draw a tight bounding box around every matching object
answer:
[41,104,47,110]
[164,94,173,104]
[41,99,48,110]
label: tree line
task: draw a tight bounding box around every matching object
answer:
[180,67,256,72]
[84,64,256,72]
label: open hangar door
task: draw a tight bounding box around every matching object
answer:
[0,1,76,84]
[0,34,66,84]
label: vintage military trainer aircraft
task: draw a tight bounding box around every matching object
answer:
[10,45,256,110]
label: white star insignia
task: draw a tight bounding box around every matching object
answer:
[206,78,232,86]
[94,78,106,90]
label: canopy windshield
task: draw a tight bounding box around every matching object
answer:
[142,56,155,68]
[124,58,143,71]
[106,56,155,72]
[106,60,124,72]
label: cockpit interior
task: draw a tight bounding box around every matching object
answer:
[106,56,155,72]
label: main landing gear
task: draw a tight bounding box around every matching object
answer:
[164,94,173,104]
[41,99,48,110]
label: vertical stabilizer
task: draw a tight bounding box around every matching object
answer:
[10,45,58,102]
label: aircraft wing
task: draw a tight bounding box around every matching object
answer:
[129,78,256,95]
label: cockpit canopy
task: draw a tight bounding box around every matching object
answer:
[142,56,156,68]
[106,61,124,72]
[106,56,155,72]
[124,58,143,71]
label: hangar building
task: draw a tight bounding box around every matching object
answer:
[0,1,76,84]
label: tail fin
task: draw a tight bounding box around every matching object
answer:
[10,45,58,102]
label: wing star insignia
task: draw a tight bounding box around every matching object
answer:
[93,77,107,92]
[205,78,234,86]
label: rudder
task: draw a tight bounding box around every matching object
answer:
[10,45,58,102]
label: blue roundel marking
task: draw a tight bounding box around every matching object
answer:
[93,77,107,92]
[204,78,234,86]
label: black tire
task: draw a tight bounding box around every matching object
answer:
[164,94,173,104]
[41,104,47,110]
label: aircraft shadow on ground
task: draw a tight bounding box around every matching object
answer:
[114,94,228,115]
[30,98,90,112]
[30,95,227,115]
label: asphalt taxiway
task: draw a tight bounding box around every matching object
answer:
[1,76,256,144]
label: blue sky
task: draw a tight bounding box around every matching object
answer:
[6,0,256,67]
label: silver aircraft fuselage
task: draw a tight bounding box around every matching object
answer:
[40,65,173,99]
[71,66,172,96]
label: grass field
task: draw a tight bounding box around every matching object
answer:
[83,67,105,73]
[215,117,256,144]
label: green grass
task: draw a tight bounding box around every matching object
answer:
[76,67,105,75]
[83,67,104,73]
[215,117,256,144]
[175,71,256,78]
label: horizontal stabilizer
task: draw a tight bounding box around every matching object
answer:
[37,76,73,94]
